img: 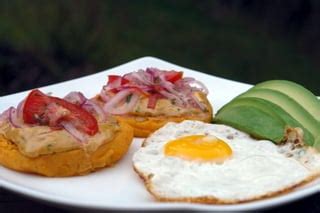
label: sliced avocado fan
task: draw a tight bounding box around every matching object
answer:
[215,80,320,150]
[254,80,320,122]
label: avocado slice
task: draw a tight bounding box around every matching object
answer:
[254,80,320,122]
[215,99,286,142]
[216,97,315,145]
[237,88,320,142]
[314,136,320,150]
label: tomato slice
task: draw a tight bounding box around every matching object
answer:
[107,75,129,86]
[107,75,122,84]
[23,90,51,124]
[23,89,98,135]
[52,97,98,135]
[147,94,162,109]
[164,71,183,83]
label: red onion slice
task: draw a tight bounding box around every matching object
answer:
[190,93,207,111]
[9,107,24,128]
[60,121,88,143]
[16,99,25,120]
[103,89,136,113]
[64,92,87,106]
[158,90,185,107]
[158,79,181,96]
[177,77,209,94]
[82,100,107,121]
[100,87,111,102]
[102,68,209,112]
[125,70,152,85]
[106,93,139,115]
[146,67,160,83]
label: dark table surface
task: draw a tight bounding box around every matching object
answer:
[0,186,319,213]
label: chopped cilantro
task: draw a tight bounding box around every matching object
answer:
[126,94,133,103]
[47,144,53,151]
[135,105,140,112]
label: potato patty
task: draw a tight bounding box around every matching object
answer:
[0,121,133,177]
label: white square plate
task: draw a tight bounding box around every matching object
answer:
[0,57,319,211]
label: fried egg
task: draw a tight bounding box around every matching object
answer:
[133,120,320,203]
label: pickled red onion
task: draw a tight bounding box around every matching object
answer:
[60,121,87,143]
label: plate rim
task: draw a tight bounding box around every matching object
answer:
[1,170,319,212]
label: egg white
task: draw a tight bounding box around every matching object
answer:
[133,120,320,203]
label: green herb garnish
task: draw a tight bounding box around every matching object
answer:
[171,99,176,105]
[126,94,133,103]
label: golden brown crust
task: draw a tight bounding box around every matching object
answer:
[133,163,320,204]
[0,121,133,177]
[117,94,213,137]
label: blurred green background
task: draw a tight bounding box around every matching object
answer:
[0,0,319,96]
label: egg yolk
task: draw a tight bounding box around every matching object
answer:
[164,135,232,162]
